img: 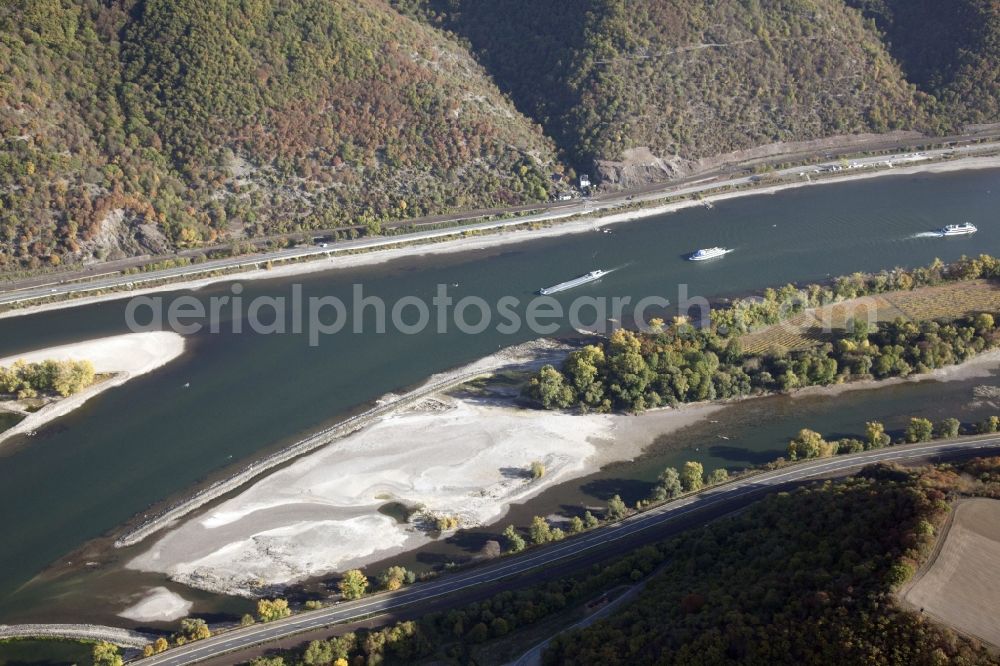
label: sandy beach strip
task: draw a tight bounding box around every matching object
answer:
[4,153,1000,321]
[118,586,193,623]
[124,339,1000,598]
[127,393,722,597]
[0,332,186,448]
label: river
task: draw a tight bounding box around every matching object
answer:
[0,167,997,630]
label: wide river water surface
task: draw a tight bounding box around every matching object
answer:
[0,167,998,628]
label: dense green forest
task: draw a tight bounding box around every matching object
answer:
[544,460,1000,665]
[0,0,557,271]
[845,0,1000,123]
[527,255,1000,412]
[2,0,998,270]
[393,0,979,173]
[234,459,1000,665]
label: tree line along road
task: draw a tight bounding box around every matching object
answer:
[132,434,1000,666]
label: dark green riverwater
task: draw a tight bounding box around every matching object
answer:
[0,412,23,434]
[0,168,997,628]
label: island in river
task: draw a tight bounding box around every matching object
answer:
[0,332,185,448]
[127,260,1000,597]
[1,165,999,628]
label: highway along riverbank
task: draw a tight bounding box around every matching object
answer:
[0,167,998,628]
[122,339,1000,600]
[5,347,1000,633]
[1,148,998,320]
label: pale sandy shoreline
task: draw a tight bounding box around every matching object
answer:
[125,337,723,597]
[0,332,186,448]
[4,153,999,321]
[125,339,1000,598]
[127,394,723,597]
[118,586,192,623]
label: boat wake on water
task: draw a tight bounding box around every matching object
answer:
[911,231,945,239]
[538,266,621,295]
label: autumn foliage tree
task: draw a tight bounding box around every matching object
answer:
[788,428,837,460]
[377,566,412,591]
[257,598,292,622]
[338,569,369,600]
[680,461,705,491]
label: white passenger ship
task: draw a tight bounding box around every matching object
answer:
[937,222,977,236]
[688,247,732,261]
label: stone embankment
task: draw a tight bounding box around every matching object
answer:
[0,623,152,648]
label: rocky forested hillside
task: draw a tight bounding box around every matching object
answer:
[396,0,994,182]
[0,0,557,271]
[1,0,997,270]
[845,0,999,124]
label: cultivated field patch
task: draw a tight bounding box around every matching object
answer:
[740,281,1000,355]
[901,498,1000,648]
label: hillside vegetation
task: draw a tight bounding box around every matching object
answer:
[1,0,998,270]
[846,0,1000,124]
[0,0,557,271]
[544,461,1000,665]
[396,0,954,180]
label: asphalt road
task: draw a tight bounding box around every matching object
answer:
[134,435,1000,666]
[5,125,999,301]
[3,139,998,309]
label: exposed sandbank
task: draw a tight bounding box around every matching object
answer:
[126,340,1000,597]
[118,586,192,623]
[0,332,185,448]
[127,357,721,597]
[4,153,999,321]
[113,339,571,550]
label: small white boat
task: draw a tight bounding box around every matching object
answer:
[938,222,977,236]
[688,247,732,261]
